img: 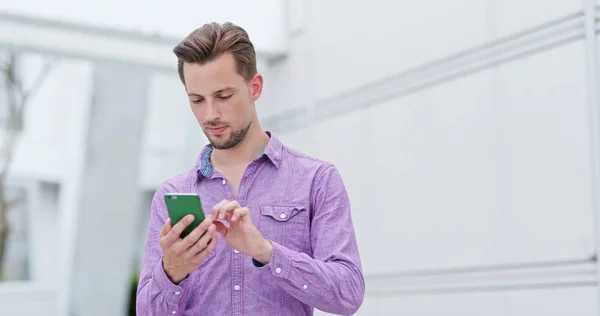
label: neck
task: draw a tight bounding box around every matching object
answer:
[210,116,269,168]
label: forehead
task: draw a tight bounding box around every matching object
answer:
[183,53,244,93]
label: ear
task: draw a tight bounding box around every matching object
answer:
[249,73,263,102]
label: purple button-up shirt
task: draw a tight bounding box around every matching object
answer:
[136,132,365,315]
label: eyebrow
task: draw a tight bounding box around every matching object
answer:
[187,86,236,97]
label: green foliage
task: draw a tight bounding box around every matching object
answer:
[127,271,139,316]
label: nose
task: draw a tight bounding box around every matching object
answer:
[204,100,220,121]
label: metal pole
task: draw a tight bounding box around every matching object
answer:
[583,1,600,314]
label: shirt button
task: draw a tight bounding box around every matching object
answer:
[234,284,241,291]
[279,213,287,219]
[174,291,180,295]
[234,249,239,253]
[303,284,308,290]
[222,179,227,185]
[275,267,281,274]
[171,311,176,314]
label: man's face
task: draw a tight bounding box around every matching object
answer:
[183,53,262,150]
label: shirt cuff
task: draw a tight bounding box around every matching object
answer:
[253,241,296,280]
[152,257,189,299]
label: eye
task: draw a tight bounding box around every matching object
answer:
[191,99,203,104]
[218,95,232,101]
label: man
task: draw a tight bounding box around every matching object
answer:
[136,22,365,316]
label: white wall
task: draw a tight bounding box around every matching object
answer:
[263,0,599,315]
[309,0,581,102]
[360,287,597,316]
[0,282,56,316]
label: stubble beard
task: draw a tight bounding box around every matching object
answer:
[207,118,252,150]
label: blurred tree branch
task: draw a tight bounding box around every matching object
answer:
[0,52,57,279]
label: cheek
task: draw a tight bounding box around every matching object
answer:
[232,98,253,118]
[222,100,245,122]
[190,104,205,121]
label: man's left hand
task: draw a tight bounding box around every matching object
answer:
[210,199,273,264]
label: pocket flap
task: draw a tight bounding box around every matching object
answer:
[260,205,307,222]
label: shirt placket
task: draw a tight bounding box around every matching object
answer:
[220,162,259,316]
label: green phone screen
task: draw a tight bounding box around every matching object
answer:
[164,193,206,238]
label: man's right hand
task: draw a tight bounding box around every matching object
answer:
[159,214,217,284]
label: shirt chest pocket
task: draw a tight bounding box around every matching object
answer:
[259,205,309,252]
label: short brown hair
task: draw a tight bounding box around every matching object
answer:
[173,22,257,84]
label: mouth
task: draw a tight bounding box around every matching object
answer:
[207,126,227,135]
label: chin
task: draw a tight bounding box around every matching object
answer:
[206,135,230,149]
[211,141,236,150]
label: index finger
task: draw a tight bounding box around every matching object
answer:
[159,218,172,238]
[210,199,229,220]
[219,200,241,220]
[179,217,214,249]
[164,214,195,245]
[231,207,250,222]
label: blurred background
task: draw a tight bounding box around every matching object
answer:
[1,0,600,315]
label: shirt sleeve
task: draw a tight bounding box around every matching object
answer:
[255,164,365,315]
[136,184,193,315]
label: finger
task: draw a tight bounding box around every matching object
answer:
[217,203,232,220]
[203,233,218,255]
[219,200,241,220]
[193,233,218,265]
[164,214,195,246]
[205,233,218,253]
[213,220,228,237]
[159,219,174,248]
[231,207,250,222]
[175,218,213,253]
[160,218,172,238]
[211,199,229,220]
[184,224,216,259]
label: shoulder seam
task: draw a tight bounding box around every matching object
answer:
[157,167,197,193]
[281,144,332,167]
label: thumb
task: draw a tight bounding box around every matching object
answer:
[213,221,228,237]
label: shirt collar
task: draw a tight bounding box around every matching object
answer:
[195,130,282,179]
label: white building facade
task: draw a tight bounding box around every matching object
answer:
[0,0,599,315]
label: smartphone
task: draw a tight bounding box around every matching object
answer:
[164,193,206,238]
